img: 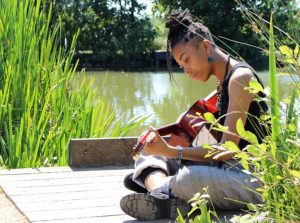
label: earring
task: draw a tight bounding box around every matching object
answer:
[208,56,214,63]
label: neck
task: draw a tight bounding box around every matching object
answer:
[210,50,232,84]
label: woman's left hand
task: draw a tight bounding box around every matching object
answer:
[143,126,173,157]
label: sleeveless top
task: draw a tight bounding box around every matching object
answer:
[218,62,269,149]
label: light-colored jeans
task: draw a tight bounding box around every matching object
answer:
[132,127,262,210]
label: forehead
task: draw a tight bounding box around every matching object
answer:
[172,41,198,60]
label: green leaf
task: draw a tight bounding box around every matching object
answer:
[234,152,249,170]
[287,156,293,166]
[294,45,299,57]
[223,141,240,152]
[269,14,281,142]
[247,203,258,212]
[200,202,208,223]
[279,45,293,57]
[245,145,258,156]
[288,123,296,132]
[202,143,211,149]
[188,206,199,218]
[243,131,258,145]
[248,78,264,93]
[290,170,300,179]
[240,158,249,170]
[256,187,265,192]
[285,58,296,64]
[236,118,245,137]
[203,112,215,123]
[213,124,229,132]
[257,143,267,152]
[176,208,185,223]
[234,152,249,171]
[260,114,271,121]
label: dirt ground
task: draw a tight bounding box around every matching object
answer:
[0,188,29,223]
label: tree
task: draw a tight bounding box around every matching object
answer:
[44,0,157,69]
[152,0,300,70]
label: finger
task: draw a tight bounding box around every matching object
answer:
[148,126,161,143]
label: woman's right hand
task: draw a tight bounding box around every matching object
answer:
[143,127,176,158]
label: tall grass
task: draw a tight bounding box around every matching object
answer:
[0,0,146,168]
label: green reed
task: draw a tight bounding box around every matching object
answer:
[260,15,299,223]
[0,0,146,168]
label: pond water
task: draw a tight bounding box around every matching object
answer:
[82,70,296,136]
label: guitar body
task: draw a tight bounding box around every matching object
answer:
[132,90,219,159]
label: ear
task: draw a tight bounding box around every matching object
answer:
[201,39,213,56]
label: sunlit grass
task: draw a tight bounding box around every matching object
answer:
[0,0,147,168]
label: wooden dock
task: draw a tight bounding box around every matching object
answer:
[0,138,242,222]
[0,166,173,223]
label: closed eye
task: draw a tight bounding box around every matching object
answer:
[184,57,189,64]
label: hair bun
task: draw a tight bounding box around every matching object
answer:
[165,11,192,31]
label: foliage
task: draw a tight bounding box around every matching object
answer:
[44,0,157,69]
[178,3,300,222]
[177,188,216,223]
[210,12,300,222]
[152,0,300,70]
[0,0,147,168]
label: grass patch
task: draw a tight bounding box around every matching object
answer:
[0,0,147,168]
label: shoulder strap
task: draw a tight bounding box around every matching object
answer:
[223,62,264,88]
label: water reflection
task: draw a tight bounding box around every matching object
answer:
[83,70,296,136]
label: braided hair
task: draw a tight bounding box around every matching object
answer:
[165,11,215,80]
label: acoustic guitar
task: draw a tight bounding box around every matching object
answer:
[132,90,219,160]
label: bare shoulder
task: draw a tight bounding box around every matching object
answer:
[229,66,254,89]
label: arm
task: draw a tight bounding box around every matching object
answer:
[144,68,255,162]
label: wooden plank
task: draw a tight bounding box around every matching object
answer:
[33,215,172,223]
[0,190,29,223]
[0,166,132,177]
[0,166,181,223]
[0,166,78,175]
[2,179,127,195]
[0,168,40,175]
[0,175,124,188]
[9,188,132,203]
[37,166,133,172]
[1,173,126,189]
[15,197,124,212]
[0,167,133,182]
[26,205,136,222]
